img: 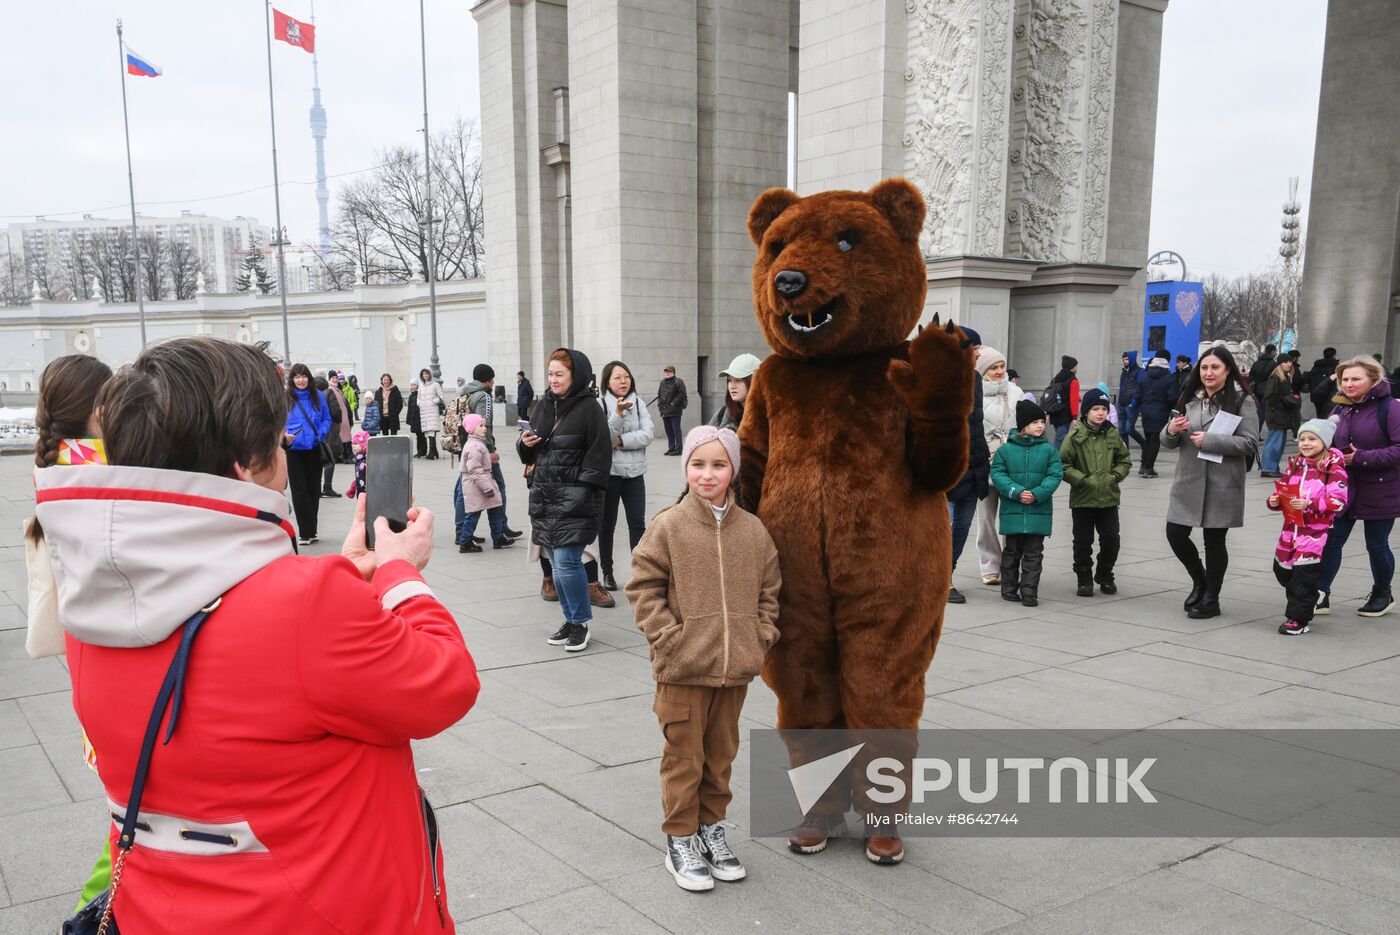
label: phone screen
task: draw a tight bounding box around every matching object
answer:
[365,435,412,550]
[518,420,532,434]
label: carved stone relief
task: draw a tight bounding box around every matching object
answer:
[973,0,1015,255]
[1079,0,1118,263]
[904,0,979,258]
[1017,0,1088,262]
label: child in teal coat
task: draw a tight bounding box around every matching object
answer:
[990,399,1064,607]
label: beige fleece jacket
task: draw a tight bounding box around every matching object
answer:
[625,490,781,687]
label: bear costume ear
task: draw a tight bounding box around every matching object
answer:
[868,178,925,245]
[748,188,801,246]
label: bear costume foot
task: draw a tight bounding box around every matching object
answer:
[864,830,905,865]
[787,814,845,855]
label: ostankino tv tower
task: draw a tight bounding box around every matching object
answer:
[308,0,330,258]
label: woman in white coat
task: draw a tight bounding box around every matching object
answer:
[974,347,1026,585]
[416,367,445,460]
[598,359,655,592]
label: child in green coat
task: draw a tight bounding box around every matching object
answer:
[990,400,1064,607]
[1059,387,1132,597]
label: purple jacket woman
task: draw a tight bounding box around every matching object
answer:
[1331,379,1400,520]
[1317,364,1400,616]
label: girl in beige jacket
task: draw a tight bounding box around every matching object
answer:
[625,425,781,893]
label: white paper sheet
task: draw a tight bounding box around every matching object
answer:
[1196,409,1242,463]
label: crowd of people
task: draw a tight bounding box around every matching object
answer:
[19,330,1400,921]
[950,340,1397,631]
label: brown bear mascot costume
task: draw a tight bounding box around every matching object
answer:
[740,178,973,864]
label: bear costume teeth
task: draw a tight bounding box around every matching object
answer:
[787,298,839,332]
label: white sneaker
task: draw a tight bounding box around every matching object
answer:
[697,821,746,881]
[665,834,714,892]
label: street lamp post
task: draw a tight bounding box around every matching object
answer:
[418,0,441,383]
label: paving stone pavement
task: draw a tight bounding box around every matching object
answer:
[1,436,1398,934]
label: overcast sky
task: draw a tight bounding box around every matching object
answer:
[1,0,1324,279]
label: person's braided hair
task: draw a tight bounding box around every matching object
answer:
[27,355,113,543]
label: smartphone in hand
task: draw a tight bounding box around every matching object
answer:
[517,420,532,435]
[365,435,412,550]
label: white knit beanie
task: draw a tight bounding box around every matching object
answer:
[975,347,1007,376]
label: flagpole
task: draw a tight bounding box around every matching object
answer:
[116,19,148,347]
[419,0,440,383]
[264,0,293,365]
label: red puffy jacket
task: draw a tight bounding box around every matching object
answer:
[39,465,479,933]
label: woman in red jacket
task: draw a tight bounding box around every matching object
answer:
[35,337,479,934]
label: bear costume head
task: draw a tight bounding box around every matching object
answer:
[747,178,928,360]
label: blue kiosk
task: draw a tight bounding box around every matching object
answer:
[1142,280,1204,364]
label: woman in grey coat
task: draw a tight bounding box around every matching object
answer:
[1162,346,1259,620]
[598,360,655,591]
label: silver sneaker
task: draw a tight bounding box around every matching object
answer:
[665,834,714,892]
[697,821,746,881]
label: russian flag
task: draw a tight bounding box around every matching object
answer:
[125,47,161,78]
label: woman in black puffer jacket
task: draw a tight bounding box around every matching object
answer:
[519,347,611,652]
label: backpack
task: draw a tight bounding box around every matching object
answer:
[440,393,472,455]
[1040,381,1066,415]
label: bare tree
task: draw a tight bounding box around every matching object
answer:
[138,232,167,301]
[64,234,95,301]
[82,229,134,302]
[330,119,486,283]
[1201,268,1291,346]
[432,117,486,279]
[167,241,202,299]
[25,253,58,300]
[0,256,20,306]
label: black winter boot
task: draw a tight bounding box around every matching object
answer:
[1020,539,1045,608]
[1188,562,1227,619]
[1076,571,1095,598]
[1000,541,1022,602]
[1095,567,1118,595]
[1183,577,1206,612]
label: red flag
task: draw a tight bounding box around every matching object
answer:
[273,9,316,53]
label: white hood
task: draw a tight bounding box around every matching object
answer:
[34,465,295,647]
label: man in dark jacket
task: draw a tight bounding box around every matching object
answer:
[317,375,343,497]
[516,371,535,421]
[657,365,688,455]
[1117,351,1146,449]
[1137,350,1177,477]
[1308,347,1339,417]
[1247,344,1277,427]
[1049,356,1080,449]
[1175,354,1193,396]
[947,328,990,604]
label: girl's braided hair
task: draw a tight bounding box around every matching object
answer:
[28,355,113,542]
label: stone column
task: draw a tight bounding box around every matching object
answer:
[568,0,699,393]
[472,0,570,380]
[696,0,790,422]
[1104,0,1168,372]
[796,0,907,190]
[1299,0,1400,362]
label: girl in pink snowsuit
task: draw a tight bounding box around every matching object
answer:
[1267,417,1348,635]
